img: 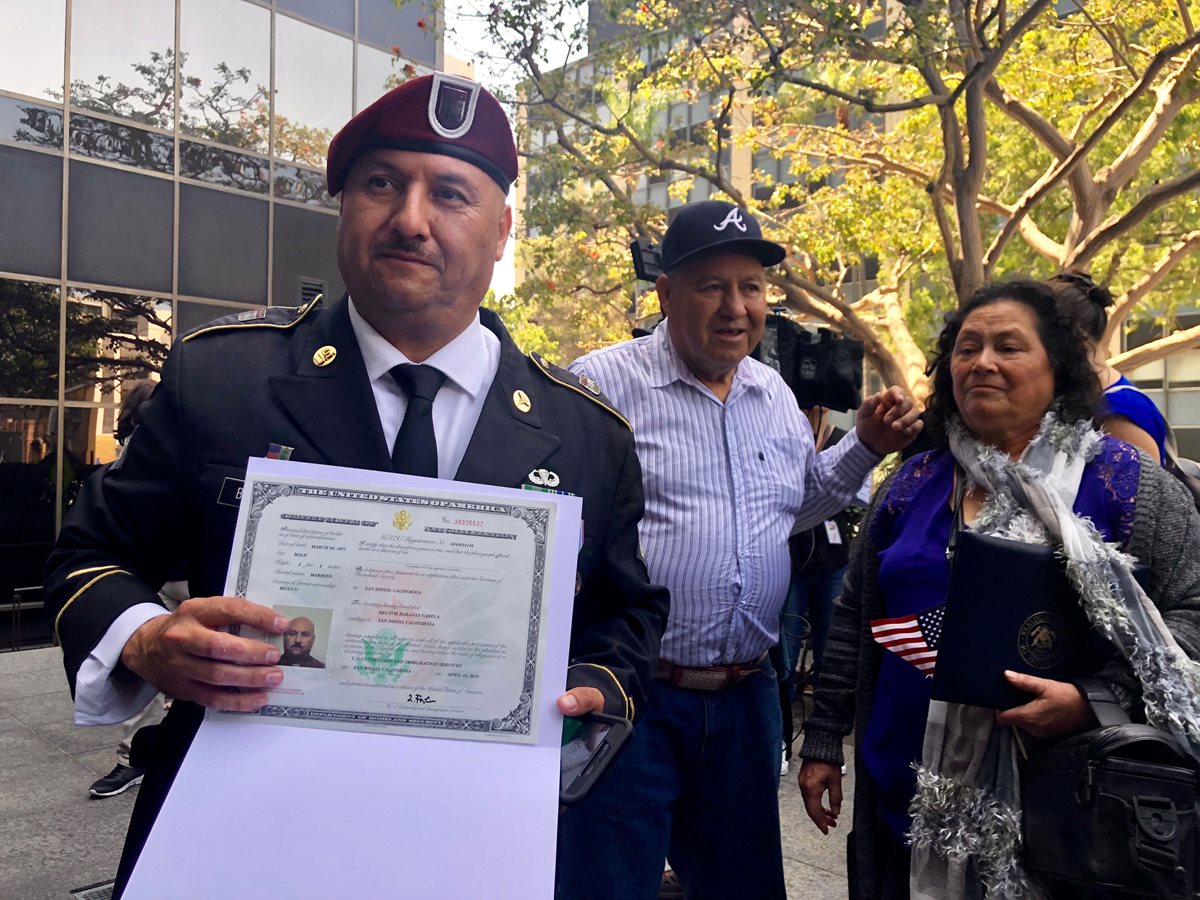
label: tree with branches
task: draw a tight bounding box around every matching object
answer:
[487,0,1200,393]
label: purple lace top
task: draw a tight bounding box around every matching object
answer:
[863,438,1140,839]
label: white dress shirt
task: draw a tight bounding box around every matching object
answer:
[74,300,501,725]
[348,299,500,479]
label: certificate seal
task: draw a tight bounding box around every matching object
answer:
[355,628,411,685]
[392,510,412,530]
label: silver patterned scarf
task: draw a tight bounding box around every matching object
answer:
[908,412,1200,899]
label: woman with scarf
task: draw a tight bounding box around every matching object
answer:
[797,280,1200,898]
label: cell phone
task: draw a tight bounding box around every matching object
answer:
[559,712,633,805]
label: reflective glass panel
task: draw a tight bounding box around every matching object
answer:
[181,140,269,193]
[0,0,66,102]
[273,15,351,166]
[273,162,336,209]
[177,299,255,335]
[358,0,437,66]
[70,0,176,129]
[0,280,60,400]
[0,406,57,573]
[0,145,63,280]
[64,291,172,403]
[68,161,174,292]
[356,45,423,113]
[272,204,343,307]
[178,185,268,303]
[65,405,123,471]
[278,0,353,34]
[0,95,63,149]
[179,0,270,152]
[69,112,174,173]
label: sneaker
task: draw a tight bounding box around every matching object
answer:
[88,764,144,798]
[780,752,789,777]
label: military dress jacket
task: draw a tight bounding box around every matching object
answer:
[45,296,668,724]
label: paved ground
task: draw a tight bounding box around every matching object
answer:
[0,648,853,899]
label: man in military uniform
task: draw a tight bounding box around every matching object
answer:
[44,73,667,895]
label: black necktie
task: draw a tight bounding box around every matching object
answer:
[390,364,447,477]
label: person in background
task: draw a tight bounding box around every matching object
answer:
[777,406,867,776]
[798,280,1200,898]
[86,382,188,799]
[1048,271,1167,464]
[564,199,922,900]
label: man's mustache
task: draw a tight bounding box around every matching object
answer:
[376,239,442,268]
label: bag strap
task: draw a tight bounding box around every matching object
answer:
[1072,676,1130,728]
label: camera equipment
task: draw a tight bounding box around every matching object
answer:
[630,238,663,283]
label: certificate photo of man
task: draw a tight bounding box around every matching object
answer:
[273,605,332,669]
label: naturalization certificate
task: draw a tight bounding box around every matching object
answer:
[219,458,570,744]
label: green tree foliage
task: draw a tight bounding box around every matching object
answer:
[487,0,1200,390]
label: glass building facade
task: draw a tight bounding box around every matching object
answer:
[0,0,438,645]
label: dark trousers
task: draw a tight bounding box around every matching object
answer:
[556,663,785,900]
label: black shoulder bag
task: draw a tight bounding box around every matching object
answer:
[935,472,1200,897]
[1021,680,1200,897]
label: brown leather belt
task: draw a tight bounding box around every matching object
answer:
[655,655,767,692]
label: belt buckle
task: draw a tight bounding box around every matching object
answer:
[678,667,731,691]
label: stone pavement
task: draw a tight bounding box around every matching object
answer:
[0,648,853,898]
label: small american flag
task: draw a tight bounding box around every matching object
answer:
[870,604,945,673]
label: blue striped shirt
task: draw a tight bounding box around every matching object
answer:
[571,325,880,666]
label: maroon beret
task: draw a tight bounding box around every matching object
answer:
[326,73,517,196]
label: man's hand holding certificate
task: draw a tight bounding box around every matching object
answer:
[222,463,571,742]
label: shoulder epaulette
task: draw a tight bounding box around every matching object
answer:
[529,351,632,431]
[182,295,322,343]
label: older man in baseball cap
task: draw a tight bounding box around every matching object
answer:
[44,73,667,897]
[564,200,921,899]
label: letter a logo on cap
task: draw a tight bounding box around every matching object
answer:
[713,208,748,233]
[428,73,481,139]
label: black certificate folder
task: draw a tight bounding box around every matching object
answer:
[930,530,1104,710]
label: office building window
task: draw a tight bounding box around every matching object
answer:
[359,0,436,65]
[274,14,352,166]
[64,290,171,403]
[70,0,176,129]
[273,204,342,306]
[180,0,271,153]
[69,112,174,173]
[0,95,64,149]
[68,160,174,292]
[279,0,354,34]
[178,184,269,304]
[0,0,66,103]
[0,280,61,400]
[0,146,63,279]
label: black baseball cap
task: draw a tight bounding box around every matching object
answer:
[659,200,787,273]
